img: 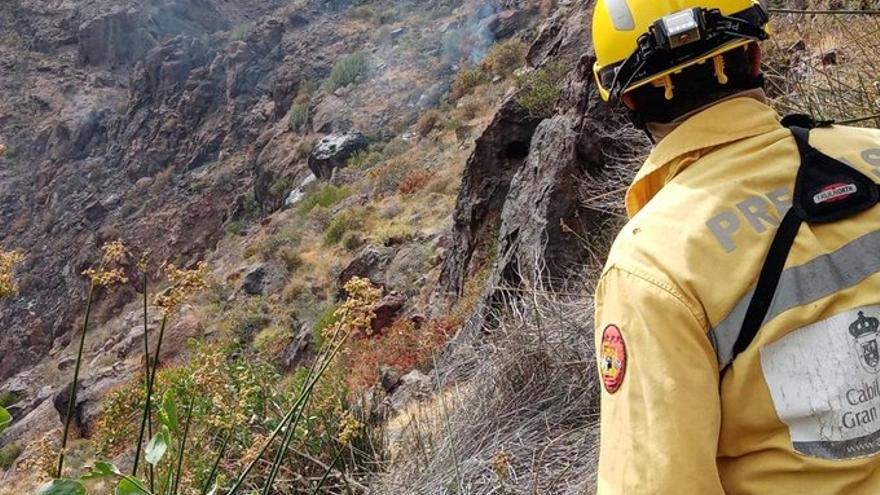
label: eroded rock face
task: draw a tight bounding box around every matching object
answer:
[438,99,542,298]
[308,133,369,180]
[439,2,647,327]
[77,9,156,67]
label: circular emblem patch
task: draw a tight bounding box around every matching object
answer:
[600,324,627,394]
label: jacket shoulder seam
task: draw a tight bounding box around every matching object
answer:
[603,265,709,329]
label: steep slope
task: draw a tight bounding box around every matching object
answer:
[0,0,549,492]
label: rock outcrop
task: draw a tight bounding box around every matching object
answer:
[440,3,647,327]
[0,0,455,384]
[308,133,370,180]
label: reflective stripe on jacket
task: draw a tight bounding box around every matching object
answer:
[595,97,880,494]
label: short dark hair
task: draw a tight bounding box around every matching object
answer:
[627,45,763,125]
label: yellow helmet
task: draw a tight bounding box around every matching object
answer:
[592,0,770,103]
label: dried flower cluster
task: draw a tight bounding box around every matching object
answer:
[491,449,512,481]
[191,346,248,429]
[336,410,363,445]
[154,261,209,315]
[83,240,129,287]
[335,276,382,338]
[0,250,25,298]
[17,433,56,479]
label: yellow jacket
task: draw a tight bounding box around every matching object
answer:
[595,97,880,494]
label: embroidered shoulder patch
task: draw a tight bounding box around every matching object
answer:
[600,324,627,394]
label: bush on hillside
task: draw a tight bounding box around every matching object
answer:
[416,109,443,137]
[0,442,22,469]
[514,61,568,118]
[328,52,369,90]
[450,68,490,100]
[289,103,309,132]
[297,184,350,215]
[230,22,252,41]
[323,210,364,245]
[484,39,528,78]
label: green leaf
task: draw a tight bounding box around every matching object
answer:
[0,406,11,434]
[159,391,178,431]
[145,427,170,466]
[81,461,122,480]
[37,479,86,495]
[115,478,152,495]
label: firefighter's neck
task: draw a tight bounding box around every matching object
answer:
[646,89,767,143]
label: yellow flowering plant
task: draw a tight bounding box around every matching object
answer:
[0,249,25,299]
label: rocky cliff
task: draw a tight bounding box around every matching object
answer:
[2,0,588,491]
[0,0,543,383]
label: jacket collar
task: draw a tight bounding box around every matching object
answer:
[625,97,782,217]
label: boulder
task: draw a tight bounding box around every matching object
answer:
[338,245,396,294]
[438,97,542,297]
[284,326,316,372]
[439,4,648,333]
[379,366,402,393]
[308,133,369,180]
[389,370,432,412]
[240,263,286,296]
[485,8,538,41]
[53,380,98,438]
[312,95,353,134]
[83,200,107,223]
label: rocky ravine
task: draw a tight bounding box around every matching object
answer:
[0,0,536,383]
[0,0,555,463]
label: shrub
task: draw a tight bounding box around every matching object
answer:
[225,220,246,236]
[351,5,399,24]
[289,103,309,132]
[399,168,433,195]
[277,246,303,272]
[230,22,252,41]
[347,148,383,170]
[323,210,364,245]
[370,160,414,196]
[514,61,568,118]
[298,185,350,215]
[416,109,443,137]
[451,68,491,100]
[485,39,528,78]
[374,223,415,246]
[344,317,458,390]
[342,231,364,251]
[269,176,293,199]
[253,325,293,358]
[0,442,22,469]
[0,390,23,408]
[328,52,369,90]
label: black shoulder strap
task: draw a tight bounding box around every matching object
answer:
[726,122,880,370]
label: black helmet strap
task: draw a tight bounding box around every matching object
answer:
[605,5,770,103]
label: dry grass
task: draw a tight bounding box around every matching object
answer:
[764,8,880,125]
[376,281,599,495]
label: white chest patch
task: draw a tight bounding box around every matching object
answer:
[761,305,880,460]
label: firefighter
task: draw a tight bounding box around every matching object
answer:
[591,1,880,493]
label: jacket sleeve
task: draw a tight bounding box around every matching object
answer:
[595,266,724,495]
